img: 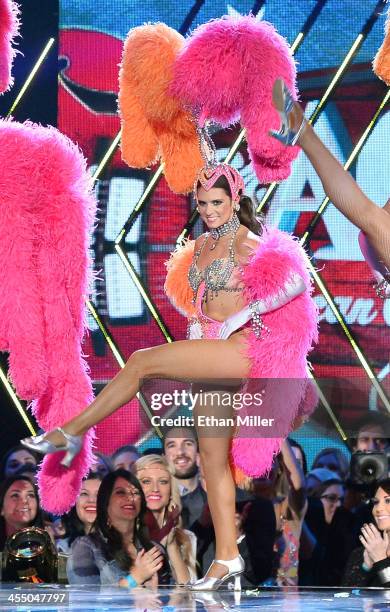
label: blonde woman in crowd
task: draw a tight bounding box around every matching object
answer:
[134,454,197,583]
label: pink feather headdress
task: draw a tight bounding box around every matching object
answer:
[171,14,300,184]
[0,0,19,93]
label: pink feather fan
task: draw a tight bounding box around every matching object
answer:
[0,0,19,93]
[0,120,96,513]
[171,14,300,184]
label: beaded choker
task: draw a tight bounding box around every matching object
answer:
[210,213,240,241]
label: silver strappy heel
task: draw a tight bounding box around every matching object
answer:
[190,555,244,591]
[269,78,307,146]
[21,427,82,468]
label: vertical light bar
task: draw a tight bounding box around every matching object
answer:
[114,244,173,343]
[6,38,55,118]
[86,300,163,438]
[0,366,36,435]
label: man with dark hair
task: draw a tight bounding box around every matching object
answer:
[351,413,390,453]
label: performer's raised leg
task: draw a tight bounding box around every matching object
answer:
[270,78,390,271]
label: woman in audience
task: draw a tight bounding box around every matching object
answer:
[0,475,44,550]
[67,469,165,587]
[251,439,307,585]
[134,454,195,583]
[0,445,39,479]
[300,476,354,585]
[311,447,349,481]
[343,478,390,587]
[56,471,103,553]
[111,445,140,472]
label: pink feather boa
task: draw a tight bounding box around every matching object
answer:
[231,227,318,478]
[0,119,96,513]
[165,226,318,481]
[0,0,19,93]
[171,15,300,183]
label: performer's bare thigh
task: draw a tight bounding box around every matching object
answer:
[138,331,251,382]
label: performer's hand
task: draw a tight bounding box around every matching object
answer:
[360,523,389,563]
[218,307,251,339]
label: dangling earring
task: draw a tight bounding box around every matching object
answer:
[196,206,200,212]
[235,202,240,211]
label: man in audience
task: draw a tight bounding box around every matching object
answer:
[163,426,206,529]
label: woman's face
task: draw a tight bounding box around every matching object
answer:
[75,478,101,529]
[113,451,139,473]
[107,477,142,526]
[1,480,38,530]
[372,486,390,531]
[197,186,234,229]
[320,483,344,524]
[314,452,341,476]
[5,450,37,477]
[137,466,171,513]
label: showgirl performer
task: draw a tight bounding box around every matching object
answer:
[270,78,390,299]
[22,138,318,586]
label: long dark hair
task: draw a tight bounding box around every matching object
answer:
[197,173,264,236]
[0,476,44,550]
[62,471,103,546]
[90,469,152,572]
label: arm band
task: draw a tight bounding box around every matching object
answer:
[125,574,138,589]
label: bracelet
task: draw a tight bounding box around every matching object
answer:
[125,574,138,589]
[375,275,390,300]
[249,301,269,339]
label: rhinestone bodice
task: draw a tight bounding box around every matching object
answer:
[188,228,243,302]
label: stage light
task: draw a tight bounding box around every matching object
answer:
[0,366,36,435]
[6,38,55,118]
[114,244,173,343]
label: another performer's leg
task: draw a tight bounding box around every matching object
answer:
[298,120,390,269]
[272,80,390,269]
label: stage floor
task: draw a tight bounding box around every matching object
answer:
[0,585,390,611]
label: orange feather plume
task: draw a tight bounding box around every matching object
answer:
[118,24,203,194]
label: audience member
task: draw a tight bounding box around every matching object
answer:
[0,445,39,479]
[90,451,112,478]
[57,472,103,553]
[134,454,195,583]
[163,427,205,529]
[343,478,390,587]
[300,476,354,585]
[305,467,340,496]
[0,476,44,550]
[311,447,350,480]
[67,469,165,586]
[289,438,308,475]
[111,445,140,472]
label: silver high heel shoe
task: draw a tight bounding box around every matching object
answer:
[191,555,244,591]
[269,78,307,146]
[21,427,82,468]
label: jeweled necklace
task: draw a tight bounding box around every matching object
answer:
[209,213,240,250]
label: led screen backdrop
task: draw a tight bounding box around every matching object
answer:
[59,0,389,452]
